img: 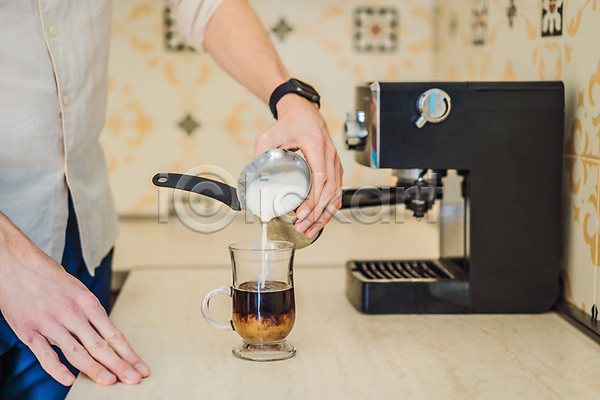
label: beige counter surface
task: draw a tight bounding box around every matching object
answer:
[67,266,600,400]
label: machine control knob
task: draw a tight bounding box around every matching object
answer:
[344,111,368,150]
[415,88,451,128]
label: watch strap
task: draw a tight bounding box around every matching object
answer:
[269,79,320,119]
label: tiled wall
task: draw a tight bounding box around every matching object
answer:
[102,0,598,316]
[434,0,600,316]
[101,0,434,215]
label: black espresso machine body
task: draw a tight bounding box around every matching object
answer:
[344,81,564,314]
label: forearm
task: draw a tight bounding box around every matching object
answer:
[0,211,43,277]
[203,0,290,104]
[0,211,24,270]
[0,212,10,275]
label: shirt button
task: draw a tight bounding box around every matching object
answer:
[48,25,58,35]
[63,95,70,106]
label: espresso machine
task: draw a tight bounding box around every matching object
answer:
[343,81,564,314]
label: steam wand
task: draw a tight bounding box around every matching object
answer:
[339,169,444,219]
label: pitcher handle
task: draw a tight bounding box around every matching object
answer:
[152,173,241,211]
[202,286,233,330]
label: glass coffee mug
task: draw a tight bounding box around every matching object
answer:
[202,241,296,361]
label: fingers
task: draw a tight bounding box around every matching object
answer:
[304,186,344,237]
[296,142,342,237]
[26,332,76,386]
[29,291,148,386]
[69,322,143,384]
[47,325,117,386]
[297,182,339,238]
[87,306,150,378]
[334,151,344,187]
[294,140,327,221]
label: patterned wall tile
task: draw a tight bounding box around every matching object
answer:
[178,113,201,136]
[163,7,194,52]
[507,0,518,28]
[541,0,563,37]
[353,7,399,53]
[471,0,488,46]
[449,13,459,36]
[271,17,293,41]
[563,154,598,314]
[564,59,600,160]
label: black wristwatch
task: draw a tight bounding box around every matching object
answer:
[269,78,321,119]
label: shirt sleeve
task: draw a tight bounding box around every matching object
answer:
[165,0,226,52]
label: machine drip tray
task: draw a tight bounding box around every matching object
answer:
[346,259,470,314]
[351,260,455,281]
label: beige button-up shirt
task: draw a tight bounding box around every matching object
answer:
[0,0,223,275]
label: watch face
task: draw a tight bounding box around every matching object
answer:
[291,79,320,103]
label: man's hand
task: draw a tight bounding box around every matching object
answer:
[0,215,150,386]
[253,94,344,239]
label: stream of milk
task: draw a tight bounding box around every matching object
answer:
[259,222,268,284]
[244,170,308,287]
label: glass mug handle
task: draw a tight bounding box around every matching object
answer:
[201,286,233,330]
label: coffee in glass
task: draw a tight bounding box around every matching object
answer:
[202,241,296,361]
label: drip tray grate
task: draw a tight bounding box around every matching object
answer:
[351,260,455,281]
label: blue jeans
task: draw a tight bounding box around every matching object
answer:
[0,196,113,400]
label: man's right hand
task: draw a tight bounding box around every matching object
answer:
[0,213,150,386]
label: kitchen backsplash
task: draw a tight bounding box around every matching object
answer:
[101,0,599,316]
[433,0,600,316]
[101,0,434,215]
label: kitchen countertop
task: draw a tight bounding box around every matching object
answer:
[67,266,600,400]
